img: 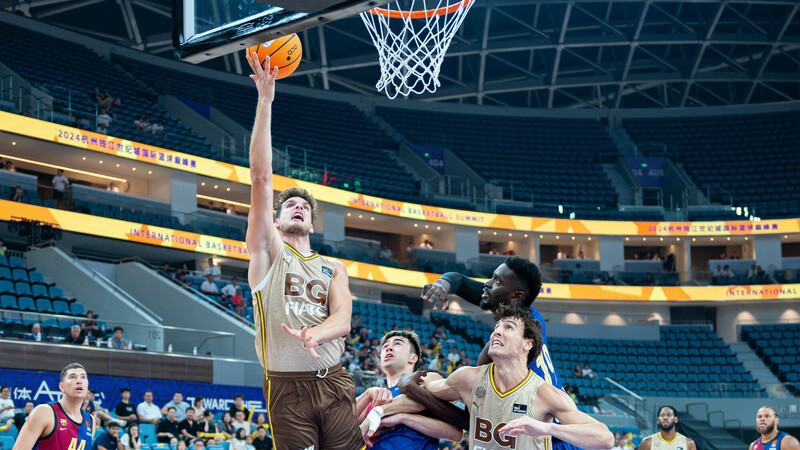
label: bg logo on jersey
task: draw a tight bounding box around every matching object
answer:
[284,272,328,316]
[474,416,516,449]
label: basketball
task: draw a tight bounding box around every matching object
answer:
[246,34,302,79]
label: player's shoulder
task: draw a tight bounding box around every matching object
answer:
[781,433,800,449]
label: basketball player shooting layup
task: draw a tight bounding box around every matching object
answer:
[362,305,614,450]
[637,406,695,450]
[13,363,96,450]
[749,407,800,450]
[244,52,363,450]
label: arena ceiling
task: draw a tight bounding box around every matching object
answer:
[4,0,800,108]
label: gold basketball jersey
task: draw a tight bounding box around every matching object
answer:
[252,242,345,373]
[646,432,688,450]
[469,363,552,450]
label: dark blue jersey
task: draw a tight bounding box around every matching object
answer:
[370,385,439,450]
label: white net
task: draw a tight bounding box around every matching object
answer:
[360,0,475,99]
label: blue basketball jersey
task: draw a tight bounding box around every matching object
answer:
[370,385,439,450]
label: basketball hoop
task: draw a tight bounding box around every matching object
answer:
[360,0,475,99]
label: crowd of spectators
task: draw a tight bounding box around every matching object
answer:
[0,385,273,450]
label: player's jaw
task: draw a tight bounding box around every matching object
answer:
[658,420,675,432]
[757,422,774,435]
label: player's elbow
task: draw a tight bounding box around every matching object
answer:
[251,173,271,187]
[599,428,615,449]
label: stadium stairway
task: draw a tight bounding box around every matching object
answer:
[112,261,260,371]
[729,341,786,397]
[678,416,749,450]
[25,245,161,341]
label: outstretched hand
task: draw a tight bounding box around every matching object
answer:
[245,50,278,103]
[281,324,320,359]
[421,279,451,311]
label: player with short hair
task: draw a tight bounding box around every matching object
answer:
[13,363,96,450]
[362,305,615,450]
[749,407,800,450]
[355,330,463,449]
[245,51,360,450]
[637,406,696,450]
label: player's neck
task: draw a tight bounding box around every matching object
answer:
[59,397,83,419]
[385,370,407,388]
[282,234,312,254]
[491,359,530,393]
[761,429,780,443]
[659,428,677,442]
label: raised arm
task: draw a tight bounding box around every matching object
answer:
[499,384,614,449]
[245,51,283,289]
[12,404,54,450]
[281,259,352,358]
[421,272,485,311]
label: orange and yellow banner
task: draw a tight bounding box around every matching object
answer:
[2,111,800,236]
[2,199,799,301]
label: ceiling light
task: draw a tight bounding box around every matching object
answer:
[478,230,481,234]
[692,238,696,242]
[358,215,363,219]
[726,237,730,241]
[571,236,575,240]
[116,163,120,167]
[744,237,748,240]
[131,167,136,171]
[371,217,375,221]
[710,237,714,241]
[643,237,646,241]
[436,226,440,229]
[147,171,152,175]
[414,223,418,227]
[99,160,103,164]
[82,157,86,160]
[201,182,205,186]
[677,237,681,241]
[11,142,16,146]
[556,236,560,240]
[347,213,351,216]
[625,237,629,241]
[508,233,512,237]
[214,185,218,189]
[226,187,230,191]
[424,224,428,229]
[588,237,592,241]
[493,231,497,235]
[659,237,663,241]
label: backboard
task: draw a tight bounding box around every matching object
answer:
[172,0,388,63]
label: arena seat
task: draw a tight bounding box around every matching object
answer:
[624,111,800,219]
[742,324,800,392]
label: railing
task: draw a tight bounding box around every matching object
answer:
[39,83,97,121]
[0,308,235,356]
[0,75,55,121]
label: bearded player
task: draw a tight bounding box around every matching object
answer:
[244,52,362,450]
[749,407,800,450]
[638,406,696,450]
[13,363,96,450]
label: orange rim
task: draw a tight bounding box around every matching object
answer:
[367,0,472,19]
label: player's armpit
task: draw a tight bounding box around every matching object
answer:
[12,404,53,450]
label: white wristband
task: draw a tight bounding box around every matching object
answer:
[366,406,384,433]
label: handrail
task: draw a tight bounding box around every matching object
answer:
[26,241,164,322]
[603,377,643,400]
[117,256,255,327]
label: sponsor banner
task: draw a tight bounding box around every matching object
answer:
[0,368,265,415]
[2,112,800,236]
[3,200,800,302]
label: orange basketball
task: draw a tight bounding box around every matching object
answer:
[246,34,302,79]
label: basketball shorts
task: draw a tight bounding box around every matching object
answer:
[264,362,364,450]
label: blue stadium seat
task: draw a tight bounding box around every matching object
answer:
[8,257,24,269]
[70,302,86,316]
[36,298,53,313]
[0,267,11,280]
[17,296,36,311]
[52,300,70,315]
[0,295,18,310]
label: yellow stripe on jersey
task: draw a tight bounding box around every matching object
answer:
[265,380,276,449]
[660,433,678,445]
[490,363,534,398]
[285,242,319,260]
[255,291,268,377]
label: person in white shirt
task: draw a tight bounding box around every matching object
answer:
[97,112,113,128]
[221,278,239,298]
[231,411,251,435]
[582,362,596,378]
[379,246,393,259]
[200,275,219,296]
[121,422,142,450]
[150,121,164,135]
[52,169,70,208]
[191,397,205,419]
[136,390,162,425]
[204,258,221,277]
[446,347,460,366]
[107,181,120,193]
[0,385,15,425]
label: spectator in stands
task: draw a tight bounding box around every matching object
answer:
[121,423,141,450]
[231,411,250,435]
[230,288,244,309]
[747,264,758,283]
[722,264,734,280]
[434,326,447,341]
[578,250,585,259]
[11,186,22,202]
[81,310,99,336]
[72,116,84,129]
[67,324,85,345]
[719,251,727,260]
[574,264,587,278]
[96,122,108,134]
[178,407,203,442]
[157,407,180,445]
[664,253,676,272]
[185,279,194,290]
[151,121,164,136]
[711,265,724,282]
[253,426,272,450]
[379,245,393,260]
[221,277,240,298]
[175,441,187,450]
[94,88,104,104]
[107,181,120,193]
[350,313,363,334]
[96,111,113,130]
[137,390,161,425]
[757,265,766,282]
[23,106,34,117]
[488,248,500,255]
[643,273,655,286]
[13,400,34,431]
[231,428,248,450]
[730,251,739,260]
[0,386,14,426]
[565,386,578,403]
[218,412,235,439]
[204,258,221,277]
[573,364,583,378]
[4,161,16,172]
[92,421,122,450]
[199,410,219,441]
[192,397,205,418]
[0,238,5,256]
[134,117,150,132]
[84,389,122,428]
[161,392,190,421]
[420,239,434,249]
[192,439,206,450]
[115,388,138,425]
[107,326,129,349]
[52,169,70,208]
[200,274,219,296]
[28,323,44,342]
[582,363,596,378]
[228,394,250,420]
[446,347,460,367]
